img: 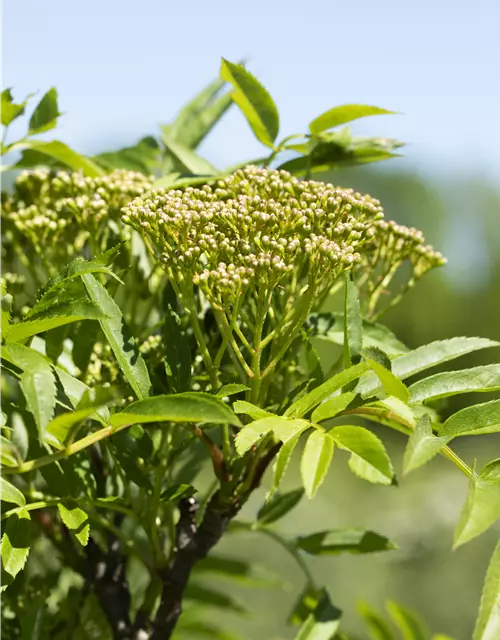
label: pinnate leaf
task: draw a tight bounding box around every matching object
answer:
[311,392,356,424]
[294,589,341,640]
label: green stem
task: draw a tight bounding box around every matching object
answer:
[235,521,316,587]
[2,423,132,475]
[149,427,170,566]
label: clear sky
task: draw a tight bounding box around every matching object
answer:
[3,0,500,181]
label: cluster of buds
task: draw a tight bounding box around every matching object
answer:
[357,219,446,318]
[122,165,384,307]
[2,169,154,272]
[82,342,120,388]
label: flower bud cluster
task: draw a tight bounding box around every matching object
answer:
[122,165,384,304]
[3,169,154,261]
[82,342,120,387]
[368,219,446,276]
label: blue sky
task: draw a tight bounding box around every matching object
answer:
[3,0,500,180]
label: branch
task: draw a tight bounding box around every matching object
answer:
[151,493,238,639]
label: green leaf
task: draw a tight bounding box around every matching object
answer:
[10,139,104,176]
[257,488,304,526]
[220,58,279,148]
[81,273,152,400]
[301,429,335,498]
[294,589,342,640]
[270,430,305,496]
[233,400,274,420]
[473,539,500,640]
[111,393,241,428]
[296,529,396,555]
[235,416,308,455]
[1,88,28,126]
[1,510,32,582]
[216,384,250,398]
[94,136,160,173]
[57,503,89,546]
[366,358,410,402]
[28,88,61,135]
[356,337,499,399]
[168,75,234,149]
[46,402,110,447]
[161,129,218,175]
[329,425,394,485]
[409,364,500,403]
[439,400,500,438]
[160,484,197,503]
[311,392,356,424]
[454,459,500,548]
[309,312,408,357]
[2,344,56,438]
[0,477,25,507]
[343,273,363,367]
[309,104,395,135]
[6,301,105,343]
[403,415,450,474]
[386,601,429,640]
[286,362,369,418]
[54,366,109,425]
[27,251,122,319]
[358,602,397,640]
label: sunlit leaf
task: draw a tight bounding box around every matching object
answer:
[330,425,394,485]
[28,87,61,135]
[309,104,395,135]
[286,362,369,418]
[403,415,450,474]
[2,344,56,438]
[221,58,279,148]
[311,392,356,424]
[409,364,500,403]
[366,358,409,402]
[473,539,500,640]
[357,337,499,398]
[82,273,152,400]
[57,503,89,546]
[0,477,26,507]
[301,429,334,498]
[1,510,32,584]
[439,400,500,438]
[10,139,104,176]
[111,393,241,428]
[454,459,500,548]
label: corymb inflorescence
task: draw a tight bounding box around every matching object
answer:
[122,165,445,395]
